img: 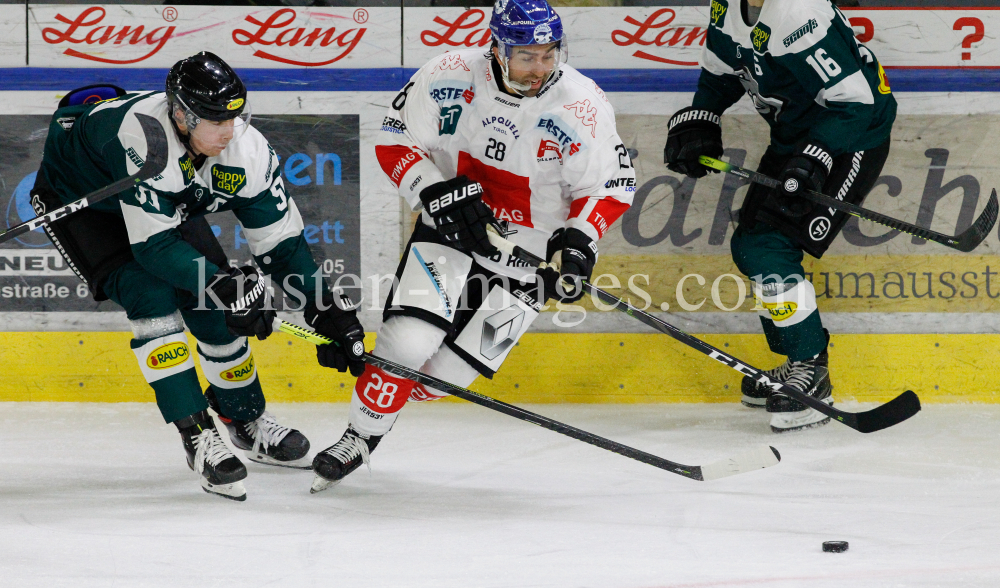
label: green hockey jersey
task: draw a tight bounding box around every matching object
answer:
[40,91,325,301]
[693,0,896,155]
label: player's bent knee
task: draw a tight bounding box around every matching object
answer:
[374,315,448,369]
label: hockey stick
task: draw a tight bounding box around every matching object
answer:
[0,113,169,245]
[274,318,780,482]
[485,228,921,434]
[699,156,998,253]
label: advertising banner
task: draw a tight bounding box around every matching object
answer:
[0,114,361,311]
[28,5,399,68]
[404,6,1000,70]
[588,113,1000,314]
[0,7,25,67]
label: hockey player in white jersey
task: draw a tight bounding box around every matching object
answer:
[310,0,635,492]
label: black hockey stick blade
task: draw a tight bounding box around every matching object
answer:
[700,156,997,253]
[275,319,780,482]
[485,228,922,434]
[0,113,169,245]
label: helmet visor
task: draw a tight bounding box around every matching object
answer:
[176,96,251,154]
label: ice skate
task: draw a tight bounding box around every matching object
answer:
[178,412,248,501]
[310,425,382,494]
[766,346,833,434]
[741,360,792,408]
[206,388,311,469]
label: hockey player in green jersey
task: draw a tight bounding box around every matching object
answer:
[31,52,367,500]
[664,0,896,433]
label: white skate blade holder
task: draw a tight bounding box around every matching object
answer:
[310,475,342,494]
[244,451,314,470]
[698,445,781,481]
[201,479,247,502]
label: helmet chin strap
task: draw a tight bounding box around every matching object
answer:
[497,52,556,96]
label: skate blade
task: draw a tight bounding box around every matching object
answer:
[741,395,767,409]
[245,451,313,470]
[310,475,342,494]
[201,479,247,502]
[770,399,834,434]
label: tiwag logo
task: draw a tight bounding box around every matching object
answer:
[232,8,367,66]
[421,9,491,48]
[611,8,706,66]
[222,355,255,382]
[146,342,189,370]
[41,7,176,65]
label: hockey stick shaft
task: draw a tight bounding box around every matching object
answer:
[0,113,169,245]
[700,156,998,253]
[486,229,920,434]
[275,319,780,481]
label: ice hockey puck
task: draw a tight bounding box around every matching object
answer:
[822,541,849,553]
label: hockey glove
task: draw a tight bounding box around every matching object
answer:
[664,107,723,179]
[776,141,833,217]
[537,228,597,303]
[419,176,500,258]
[207,266,276,340]
[304,291,366,377]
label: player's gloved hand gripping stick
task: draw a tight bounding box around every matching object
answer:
[274,318,780,482]
[484,227,921,434]
[700,156,998,253]
[0,114,169,245]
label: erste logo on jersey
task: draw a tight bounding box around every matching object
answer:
[563,100,598,138]
[536,116,579,148]
[211,164,247,196]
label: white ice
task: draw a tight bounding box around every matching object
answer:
[1,401,998,587]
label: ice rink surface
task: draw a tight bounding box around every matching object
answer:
[1,401,998,588]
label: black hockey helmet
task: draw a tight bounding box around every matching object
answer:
[166,52,247,124]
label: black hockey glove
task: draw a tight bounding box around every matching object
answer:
[664,107,724,179]
[207,266,275,340]
[304,291,366,377]
[419,176,500,258]
[537,228,597,303]
[776,141,833,217]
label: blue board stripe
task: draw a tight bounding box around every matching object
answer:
[0,67,998,92]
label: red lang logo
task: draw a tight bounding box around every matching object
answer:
[421,9,491,48]
[232,8,367,67]
[41,7,177,64]
[611,8,706,66]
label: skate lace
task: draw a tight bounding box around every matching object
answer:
[244,411,292,455]
[194,428,236,474]
[783,360,816,393]
[323,431,371,473]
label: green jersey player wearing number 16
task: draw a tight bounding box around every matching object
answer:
[664,0,896,432]
[31,52,368,500]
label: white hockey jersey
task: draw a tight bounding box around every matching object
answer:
[375,49,635,279]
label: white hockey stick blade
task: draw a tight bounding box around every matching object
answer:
[698,445,781,481]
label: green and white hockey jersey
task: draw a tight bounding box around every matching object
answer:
[694,0,896,155]
[41,91,324,300]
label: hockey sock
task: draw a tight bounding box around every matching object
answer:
[131,332,207,424]
[196,338,265,422]
[756,279,826,361]
[349,364,416,437]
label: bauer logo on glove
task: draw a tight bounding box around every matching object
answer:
[425,181,482,214]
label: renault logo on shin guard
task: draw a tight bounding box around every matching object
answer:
[480,307,525,361]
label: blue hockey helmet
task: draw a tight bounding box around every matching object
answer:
[489,0,567,94]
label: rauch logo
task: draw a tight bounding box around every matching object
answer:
[232,8,367,67]
[41,7,176,65]
[611,8,707,66]
[421,9,491,48]
[146,342,189,370]
[222,355,255,382]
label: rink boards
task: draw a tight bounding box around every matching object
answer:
[0,331,995,404]
[2,7,1000,405]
